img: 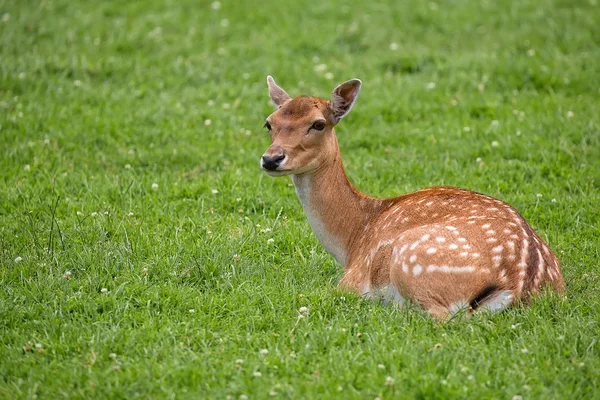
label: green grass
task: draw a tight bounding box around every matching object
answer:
[1,0,599,398]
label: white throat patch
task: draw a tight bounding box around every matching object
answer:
[292,175,347,266]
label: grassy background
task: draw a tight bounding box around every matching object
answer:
[1,0,599,398]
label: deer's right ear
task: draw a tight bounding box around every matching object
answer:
[267,76,291,108]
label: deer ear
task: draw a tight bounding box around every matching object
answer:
[267,76,291,107]
[329,79,362,124]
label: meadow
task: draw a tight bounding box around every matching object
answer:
[1,0,599,398]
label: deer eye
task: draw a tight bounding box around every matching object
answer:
[311,120,326,131]
[264,121,272,131]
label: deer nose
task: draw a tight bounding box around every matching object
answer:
[261,153,286,170]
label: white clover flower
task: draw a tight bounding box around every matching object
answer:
[142,267,148,274]
[151,183,159,190]
[491,141,499,147]
[239,395,248,400]
[567,111,574,119]
[35,343,43,350]
[324,72,334,80]
[385,376,394,386]
[14,256,23,263]
[299,306,309,316]
[222,103,230,109]
[211,1,221,10]
[220,19,229,27]
[463,126,471,132]
[377,364,385,369]
[259,349,269,356]
[521,348,529,353]
[235,359,244,364]
[267,238,275,244]
[314,64,327,72]
[253,371,262,377]
[101,288,109,294]
[2,13,10,22]
[189,309,195,313]
[425,82,436,90]
[64,270,72,279]
[389,42,399,51]
[124,164,131,169]
[24,164,30,171]
[211,189,219,194]
[109,353,117,359]
[551,198,557,203]
[128,212,134,216]
[536,193,542,198]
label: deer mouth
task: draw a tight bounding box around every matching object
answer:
[263,168,293,177]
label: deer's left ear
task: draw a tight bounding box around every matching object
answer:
[329,79,362,124]
[267,76,292,108]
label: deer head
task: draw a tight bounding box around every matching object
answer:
[260,76,362,176]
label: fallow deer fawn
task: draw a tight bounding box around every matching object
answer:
[260,76,565,318]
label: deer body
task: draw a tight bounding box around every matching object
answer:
[261,76,565,318]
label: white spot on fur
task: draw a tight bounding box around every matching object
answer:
[436,237,446,243]
[503,228,512,234]
[449,244,458,250]
[457,237,467,243]
[482,223,491,229]
[413,264,423,276]
[421,234,431,241]
[486,230,496,235]
[492,245,504,253]
[518,239,529,269]
[492,255,502,267]
[460,252,469,257]
[402,262,409,273]
[427,265,475,273]
[462,244,472,249]
[445,226,457,231]
[486,237,498,243]
[426,247,437,255]
[409,254,417,263]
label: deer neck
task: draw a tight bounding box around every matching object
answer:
[291,153,380,267]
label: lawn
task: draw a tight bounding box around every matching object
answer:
[1,0,599,398]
